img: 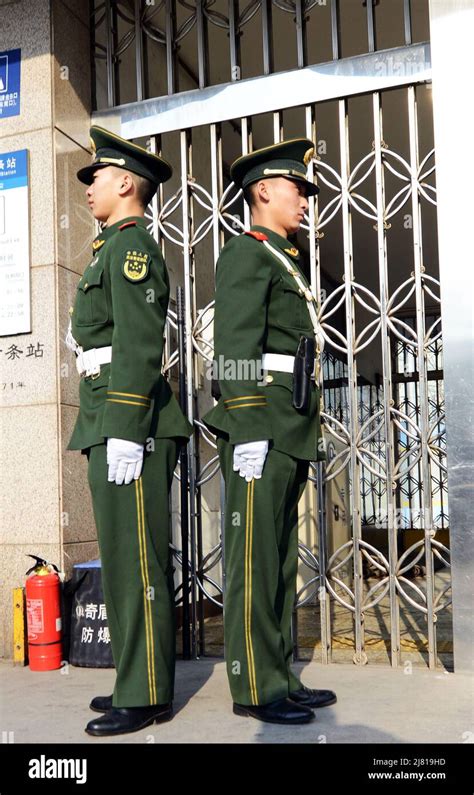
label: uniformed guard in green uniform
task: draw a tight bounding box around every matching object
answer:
[203,139,337,725]
[66,126,192,737]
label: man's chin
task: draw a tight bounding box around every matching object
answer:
[91,209,107,223]
[288,222,301,235]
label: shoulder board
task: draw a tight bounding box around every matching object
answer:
[118,221,138,231]
[244,230,268,242]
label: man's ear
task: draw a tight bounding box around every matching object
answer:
[117,172,134,197]
[255,179,270,204]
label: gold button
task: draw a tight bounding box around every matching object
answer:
[69,306,74,315]
[84,282,88,289]
[265,374,274,384]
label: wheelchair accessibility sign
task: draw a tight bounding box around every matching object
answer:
[0,49,21,119]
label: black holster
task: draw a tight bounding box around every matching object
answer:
[211,376,222,401]
[292,335,315,411]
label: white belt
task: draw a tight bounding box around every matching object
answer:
[76,346,112,378]
[262,352,317,378]
[262,353,295,373]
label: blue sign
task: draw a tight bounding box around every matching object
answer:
[0,48,21,119]
[0,149,28,190]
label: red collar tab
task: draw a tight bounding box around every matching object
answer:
[244,230,268,241]
[118,220,137,231]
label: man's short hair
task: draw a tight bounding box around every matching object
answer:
[242,182,257,209]
[133,173,156,208]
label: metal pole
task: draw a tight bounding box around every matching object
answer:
[105,0,115,108]
[177,286,191,659]
[180,130,198,658]
[134,0,144,101]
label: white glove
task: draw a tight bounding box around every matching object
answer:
[65,318,80,354]
[233,440,269,482]
[107,438,144,485]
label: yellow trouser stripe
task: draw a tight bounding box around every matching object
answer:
[135,481,153,701]
[139,478,157,703]
[135,479,156,703]
[245,480,258,704]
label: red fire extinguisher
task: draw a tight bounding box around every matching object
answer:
[25,555,63,671]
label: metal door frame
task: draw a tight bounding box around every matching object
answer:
[91,42,459,670]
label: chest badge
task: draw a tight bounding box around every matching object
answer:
[122,250,150,282]
[284,247,299,257]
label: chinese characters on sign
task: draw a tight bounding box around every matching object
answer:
[0,49,21,119]
[75,602,110,645]
[1,339,45,391]
[0,149,30,336]
[0,341,44,359]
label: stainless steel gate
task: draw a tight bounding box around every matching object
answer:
[91,0,451,668]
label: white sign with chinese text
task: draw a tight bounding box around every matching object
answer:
[0,149,30,336]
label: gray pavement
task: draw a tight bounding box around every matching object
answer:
[1,658,472,744]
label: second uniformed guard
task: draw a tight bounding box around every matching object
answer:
[66,126,192,736]
[203,139,337,724]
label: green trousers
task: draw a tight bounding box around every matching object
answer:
[87,439,180,707]
[217,437,310,706]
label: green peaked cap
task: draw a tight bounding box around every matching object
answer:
[77,125,172,188]
[230,138,319,196]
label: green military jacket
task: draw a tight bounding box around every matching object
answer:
[68,215,192,452]
[202,225,326,462]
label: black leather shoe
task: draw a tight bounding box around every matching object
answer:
[233,697,315,725]
[289,686,337,709]
[89,695,112,713]
[85,704,172,736]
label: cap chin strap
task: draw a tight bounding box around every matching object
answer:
[261,239,325,395]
